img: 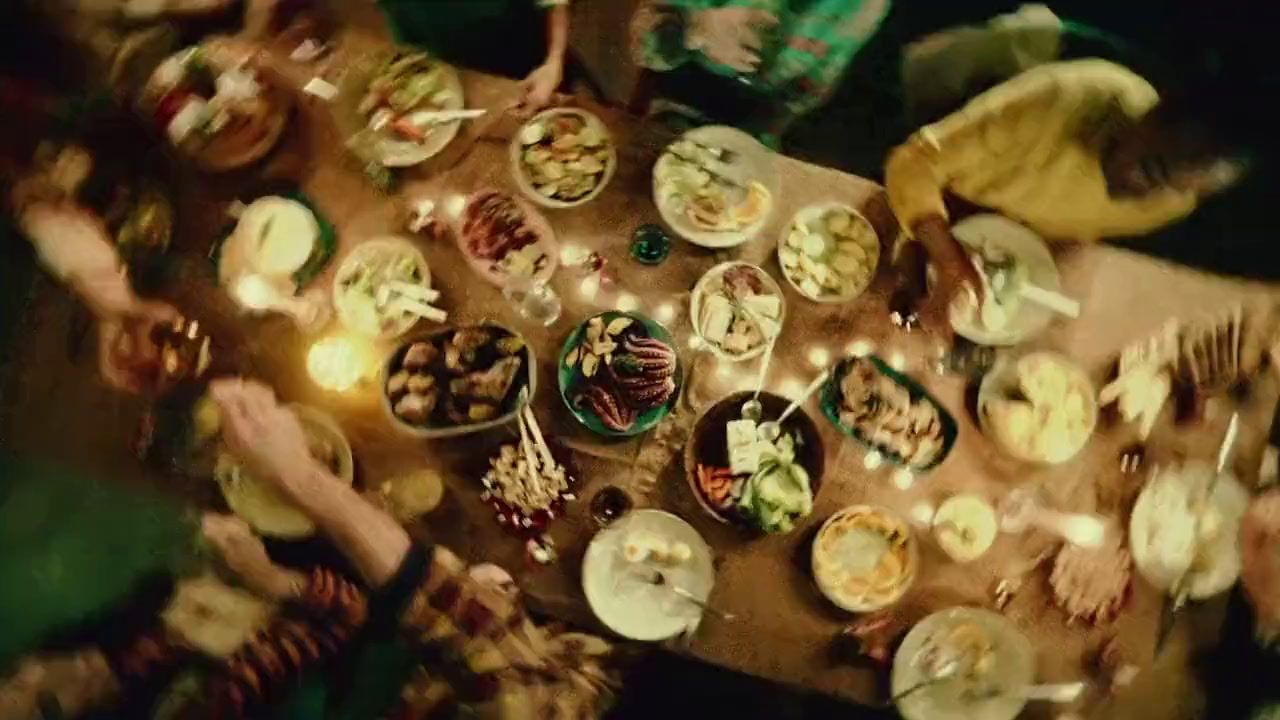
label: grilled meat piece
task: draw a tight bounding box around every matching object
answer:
[450,356,521,401]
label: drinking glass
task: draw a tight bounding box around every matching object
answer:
[502,274,562,326]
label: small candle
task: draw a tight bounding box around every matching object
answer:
[307,336,368,392]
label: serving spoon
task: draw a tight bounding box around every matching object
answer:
[758,369,830,442]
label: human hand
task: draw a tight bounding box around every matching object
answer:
[687,7,779,73]
[97,299,181,395]
[1242,491,1280,642]
[517,60,564,116]
[202,513,303,600]
[913,216,985,336]
[209,378,317,498]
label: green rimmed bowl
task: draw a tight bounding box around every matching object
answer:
[557,311,682,437]
[819,355,958,471]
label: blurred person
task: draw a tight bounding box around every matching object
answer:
[0,507,370,719]
[376,0,573,114]
[6,142,182,395]
[206,378,618,718]
[884,58,1251,331]
[629,0,891,147]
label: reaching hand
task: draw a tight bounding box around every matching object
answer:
[912,216,986,337]
[208,378,316,498]
[687,7,779,73]
[97,299,181,395]
[1241,491,1280,641]
[202,513,302,599]
[518,60,564,116]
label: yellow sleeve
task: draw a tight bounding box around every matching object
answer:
[886,66,1067,233]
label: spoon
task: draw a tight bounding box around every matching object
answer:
[999,489,1107,549]
[741,334,778,422]
[640,569,735,622]
[967,681,1087,704]
[758,369,830,442]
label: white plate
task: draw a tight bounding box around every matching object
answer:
[977,350,1097,465]
[949,214,1061,346]
[510,108,617,209]
[332,236,433,341]
[652,125,776,249]
[583,510,715,641]
[334,53,466,168]
[776,202,880,304]
[892,607,1034,720]
[689,261,786,362]
[1129,461,1247,600]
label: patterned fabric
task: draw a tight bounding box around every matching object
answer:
[394,546,615,720]
[208,568,368,719]
[630,0,890,121]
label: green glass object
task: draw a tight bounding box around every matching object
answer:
[631,224,671,265]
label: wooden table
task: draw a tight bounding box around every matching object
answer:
[3,13,1279,719]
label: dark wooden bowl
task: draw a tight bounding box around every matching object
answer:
[683,391,826,530]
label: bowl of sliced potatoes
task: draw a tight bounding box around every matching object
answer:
[778,203,881,303]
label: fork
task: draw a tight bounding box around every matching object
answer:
[639,569,735,622]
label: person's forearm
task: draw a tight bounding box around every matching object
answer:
[279,462,412,588]
[18,203,134,318]
[885,140,949,233]
[544,4,570,68]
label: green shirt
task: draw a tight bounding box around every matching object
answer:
[632,0,890,120]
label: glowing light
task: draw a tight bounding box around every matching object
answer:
[443,194,467,219]
[233,274,281,310]
[653,302,675,324]
[560,244,589,266]
[892,468,914,490]
[806,346,830,368]
[863,450,883,470]
[846,338,874,357]
[687,335,704,350]
[778,377,805,399]
[307,336,370,392]
[888,351,907,371]
[715,362,733,380]
[614,292,639,312]
[578,274,600,300]
[910,502,937,527]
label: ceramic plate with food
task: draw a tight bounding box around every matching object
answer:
[559,312,681,437]
[144,46,291,172]
[1129,461,1247,600]
[690,262,785,361]
[457,190,558,286]
[583,509,715,641]
[333,237,439,340]
[892,607,1035,720]
[384,324,534,438]
[215,406,353,539]
[685,391,824,534]
[653,125,774,248]
[812,505,917,612]
[778,203,880,303]
[214,191,338,292]
[978,351,1097,464]
[511,108,616,208]
[336,49,465,167]
[820,356,957,471]
[949,214,1061,346]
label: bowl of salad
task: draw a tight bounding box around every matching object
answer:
[333,237,440,340]
[684,391,824,534]
[511,108,616,208]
